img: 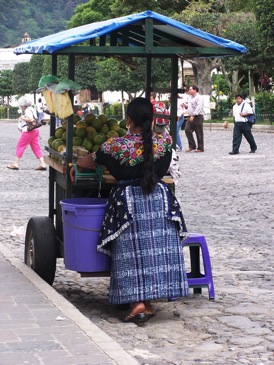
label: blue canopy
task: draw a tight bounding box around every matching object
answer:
[14,10,246,56]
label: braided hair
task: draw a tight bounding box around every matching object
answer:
[127,97,157,195]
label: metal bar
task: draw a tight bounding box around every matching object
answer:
[66,54,75,199]
[48,55,58,220]
[56,45,240,56]
[99,35,106,46]
[145,57,152,99]
[170,55,178,149]
[145,18,154,54]
[110,31,118,46]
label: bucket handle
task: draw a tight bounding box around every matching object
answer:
[62,218,101,232]
[63,206,88,216]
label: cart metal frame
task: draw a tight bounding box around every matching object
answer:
[15,11,245,286]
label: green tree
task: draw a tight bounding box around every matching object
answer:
[94,57,171,99]
[41,55,68,80]
[94,58,143,99]
[175,3,227,94]
[68,0,112,28]
[0,70,14,105]
[174,1,262,94]
[12,63,30,96]
[253,0,274,55]
[253,0,274,77]
[110,0,187,17]
[28,55,44,97]
[75,56,97,88]
[222,14,262,93]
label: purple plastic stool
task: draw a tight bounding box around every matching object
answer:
[182,233,215,300]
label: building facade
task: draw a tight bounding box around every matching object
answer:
[0,33,32,71]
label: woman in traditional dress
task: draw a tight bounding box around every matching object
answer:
[70,97,189,323]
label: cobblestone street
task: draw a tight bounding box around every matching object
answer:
[1,120,274,365]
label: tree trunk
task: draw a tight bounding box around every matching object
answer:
[231,71,239,94]
[187,58,222,95]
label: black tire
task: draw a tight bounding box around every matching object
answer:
[116,303,131,311]
[25,216,57,286]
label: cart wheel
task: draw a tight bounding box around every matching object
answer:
[25,216,57,286]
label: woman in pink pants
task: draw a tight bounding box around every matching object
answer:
[7,96,47,171]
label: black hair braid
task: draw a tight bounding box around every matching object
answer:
[141,118,157,195]
[126,97,157,195]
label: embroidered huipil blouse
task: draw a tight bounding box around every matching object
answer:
[94,132,172,180]
[93,132,187,256]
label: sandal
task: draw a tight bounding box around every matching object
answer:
[7,164,19,170]
[123,312,152,323]
[35,166,47,171]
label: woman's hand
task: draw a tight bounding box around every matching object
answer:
[69,165,85,183]
[69,165,75,182]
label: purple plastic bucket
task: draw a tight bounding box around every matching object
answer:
[60,198,111,272]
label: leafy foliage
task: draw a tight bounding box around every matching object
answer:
[28,55,44,93]
[12,63,30,96]
[110,0,187,17]
[94,58,144,97]
[75,57,97,89]
[254,0,274,54]
[93,57,171,98]
[68,0,113,27]
[0,70,13,102]
[222,14,261,72]
[253,0,274,74]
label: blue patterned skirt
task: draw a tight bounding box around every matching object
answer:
[98,182,189,304]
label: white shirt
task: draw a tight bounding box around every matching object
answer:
[21,106,38,132]
[188,93,204,116]
[233,102,253,122]
[36,102,44,113]
[177,94,189,117]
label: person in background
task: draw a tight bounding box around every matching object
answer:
[36,97,45,123]
[229,93,257,155]
[7,96,47,171]
[150,93,157,107]
[176,90,189,151]
[242,92,251,104]
[82,103,89,115]
[184,85,204,152]
[70,97,189,323]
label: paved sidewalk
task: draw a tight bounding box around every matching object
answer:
[0,244,138,365]
[1,120,274,365]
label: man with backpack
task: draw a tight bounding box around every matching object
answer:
[229,94,257,155]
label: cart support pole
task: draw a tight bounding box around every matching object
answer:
[48,54,58,220]
[145,56,152,100]
[65,53,76,199]
[170,55,179,150]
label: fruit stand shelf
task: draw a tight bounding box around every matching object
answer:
[44,156,67,174]
[102,174,173,185]
[44,155,173,186]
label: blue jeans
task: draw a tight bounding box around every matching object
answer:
[176,115,185,149]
